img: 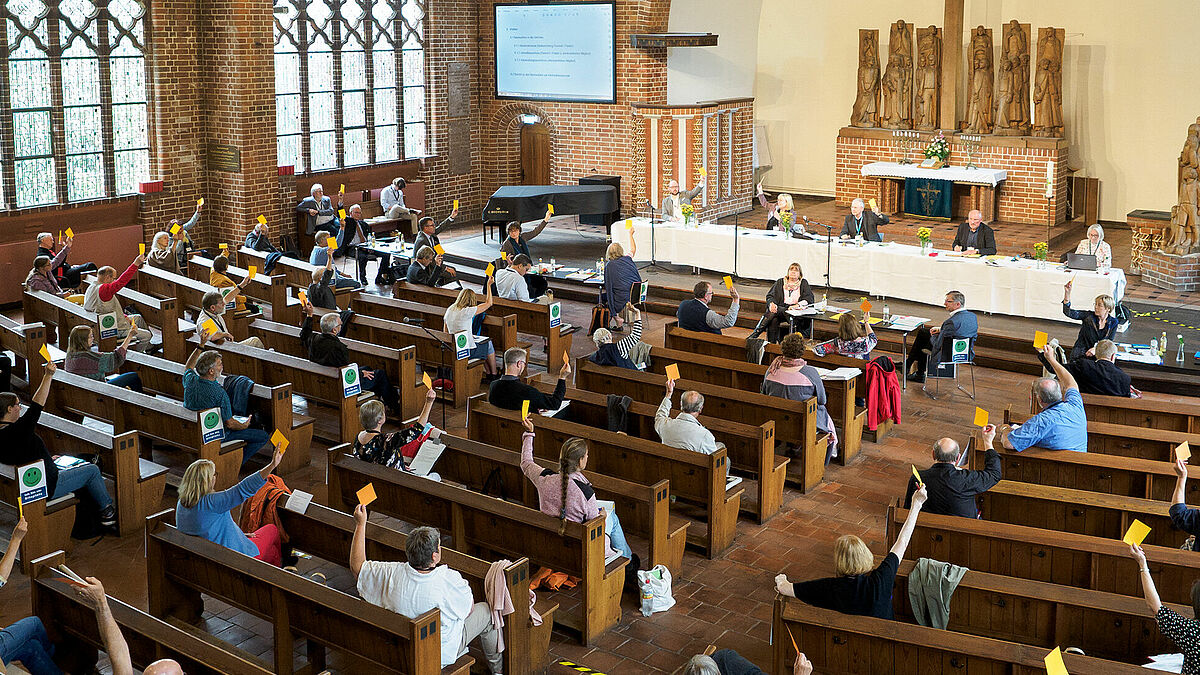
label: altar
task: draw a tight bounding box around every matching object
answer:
[861,161,1007,220]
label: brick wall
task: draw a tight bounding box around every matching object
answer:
[1141,249,1200,292]
[836,127,1069,225]
[1127,209,1171,275]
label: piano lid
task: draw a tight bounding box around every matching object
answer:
[483,185,618,223]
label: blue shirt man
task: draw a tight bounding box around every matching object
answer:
[1001,345,1089,453]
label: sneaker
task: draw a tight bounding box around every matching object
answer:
[98,504,117,527]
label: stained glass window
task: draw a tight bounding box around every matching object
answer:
[274,0,426,172]
[2,0,149,208]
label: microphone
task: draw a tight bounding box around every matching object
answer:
[403,317,425,324]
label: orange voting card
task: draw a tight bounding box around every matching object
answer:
[65,227,75,239]
[257,215,267,226]
[973,407,988,428]
[326,236,337,249]
[722,276,733,289]
[911,464,924,488]
[563,350,571,366]
[453,199,460,210]
[434,244,446,256]
[521,400,530,420]
[139,243,145,256]
[246,266,257,281]
[485,263,495,277]
[1123,519,1151,546]
[271,429,289,454]
[357,483,377,507]
[297,290,308,306]
[784,624,798,654]
[422,371,433,390]
[39,344,52,364]
[665,363,681,382]
[1034,331,1049,349]
[1043,647,1068,675]
[1178,442,1192,462]
[860,299,873,314]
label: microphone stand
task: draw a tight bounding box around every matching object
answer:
[405,317,450,429]
[638,199,669,273]
[733,210,739,279]
[806,216,835,292]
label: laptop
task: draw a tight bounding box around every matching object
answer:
[1066,253,1098,271]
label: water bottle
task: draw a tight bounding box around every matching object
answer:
[1178,335,1186,364]
[1150,338,1158,354]
[856,233,864,247]
[883,303,891,322]
[1161,332,1168,356]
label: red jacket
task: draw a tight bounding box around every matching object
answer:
[98,262,139,302]
[865,356,901,430]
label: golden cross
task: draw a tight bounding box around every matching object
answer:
[916,183,941,213]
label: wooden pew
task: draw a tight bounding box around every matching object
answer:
[184,334,377,445]
[1081,391,1200,434]
[432,432,688,574]
[46,370,245,490]
[136,264,257,341]
[186,254,300,326]
[394,280,574,375]
[772,595,1147,675]
[468,397,742,558]
[23,289,108,351]
[528,378,785,523]
[119,350,313,475]
[0,315,47,388]
[976,480,1178,548]
[31,551,275,675]
[245,317,426,418]
[36,407,168,537]
[575,359,828,493]
[146,512,466,674]
[351,292,521,355]
[237,246,357,309]
[885,504,1200,605]
[642,341,865,466]
[275,500,557,675]
[0,466,76,574]
[890,556,1183,664]
[1005,407,1200,462]
[307,310,484,408]
[81,275,187,361]
[970,443,1200,503]
[327,445,626,645]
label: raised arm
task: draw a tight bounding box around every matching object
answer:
[350,504,368,576]
[417,387,436,427]
[81,578,133,675]
[889,485,927,560]
[1174,458,1189,509]
[518,418,541,481]
[1130,544,1163,612]
[0,519,27,583]
[1040,344,1078,392]
[476,277,495,314]
[31,361,56,408]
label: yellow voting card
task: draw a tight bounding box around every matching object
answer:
[357,483,377,507]
[868,198,878,211]
[1123,519,1152,546]
[974,407,988,428]
[257,215,267,225]
[1044,647,1068,675]
[547,204,554,216]
[339,184,345,194]
[338,209,347,220]
[197,197,204,207]
[625,219,633,230]
[1177,441,1192,462]
[454,199,460,210]
[485,263,495,277]
[521,400,530,420]
[200,319,218,336]
[722,276,733,289]
[501,251,508,260]
[39,344,52,364]
[247,266,257,281]
[17,493,22,519]
[422,371,433,390]
[911,464,924,488]
[65,227,75,239]
[1034,331,1049,349]
[170,223,181,235]
[218,243,228,250]
[699,166,707,177]
[139,243,145,256]
[271,429,289,454]
[664,363,680,382]
[326,236,337,249]
[434,244,446,256]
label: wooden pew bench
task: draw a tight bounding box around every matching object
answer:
[31,551,274,675]
[0,465,77,573]
[432,432,688,574]
[351,292,521,354]
[186,254,299,326]
[120,350,313,475]
[81,275,186,361]
[889,556,1182,664]
[46,370,245,490]
[468,397,742,559]
[146,512,466,674]
[528,377,785,523]
[885,504,1200,605]
[184,334,378,445]
[238,246,358,309]
[1005,407,1200,462]
[575,359,828,492]
[1080,391,1200,433]
[394,281,574,375]
[275,500,557,675]
[135,264,257,339]
[245,317,426,419]
[0,315,47,388]
[773,595,1147,675]
[326,445,626,644]
[24,289,107,351]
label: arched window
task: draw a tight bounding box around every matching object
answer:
[2,0,150,208]
[274,0,426,174]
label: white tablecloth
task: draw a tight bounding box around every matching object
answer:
[614,219,1126,323]
[861,161,1007,186]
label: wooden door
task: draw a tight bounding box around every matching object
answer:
[520,122,550,185]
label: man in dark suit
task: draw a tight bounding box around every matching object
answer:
[839,198,888,242]
[905,290,978,382]
[904,429,1002,518]
[950,209,997,255]
[295,183,343,236]
[1036,339,1138,397]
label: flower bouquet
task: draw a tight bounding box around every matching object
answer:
[917,227,932,255]
[923,130,950,167]
[680,203,695,228]
[780,209,793,231]
[1033,241,1048,268]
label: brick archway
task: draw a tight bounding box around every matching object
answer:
[482,102,561,200]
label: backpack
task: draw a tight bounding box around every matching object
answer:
[588,304,611,335]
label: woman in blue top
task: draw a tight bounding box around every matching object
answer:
[176,447,284,566]
[602,239,640,331]
[1062,280,1118,361]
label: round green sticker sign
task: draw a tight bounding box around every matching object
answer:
[345,368,358,384]
[22,465,42,488]
[101,315,116,329]
[204,411,220,429]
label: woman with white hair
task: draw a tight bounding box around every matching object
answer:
[590,304,649,370]
[1075,223,1112,268]
[756,181,802,232]
[146,228,187,274]
[602,237,641,331]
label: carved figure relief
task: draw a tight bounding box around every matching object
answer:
[913,26,940,131]
[962,26,994,134]
[1033,27,1064,137]
[850,30,880,128]
[995,21,1030,135]
[881,20,913,129]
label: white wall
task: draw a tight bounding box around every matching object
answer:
[753,0,1200,221]
[666,0,762,104]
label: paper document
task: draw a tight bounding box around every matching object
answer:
[786,307,819,317]
[283,490,314,514]
[725,475,743,489]
[408,440,446,477]
[539,400,571,417]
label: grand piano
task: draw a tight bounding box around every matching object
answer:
[482,184,619,241]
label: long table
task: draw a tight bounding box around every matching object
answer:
[613,218,1126,323]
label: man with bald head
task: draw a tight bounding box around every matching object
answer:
[1000,345,1088,452]
[951,209,997,255]
[839,197,889,241]
[655,377,727,477]
[904,427,1002,518]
